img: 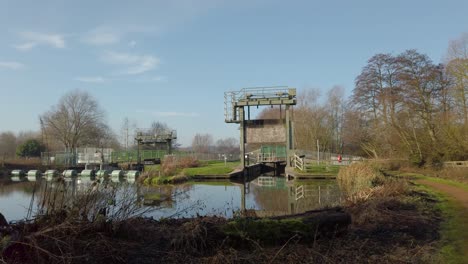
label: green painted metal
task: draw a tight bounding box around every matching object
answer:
[111,150,167,163]
[261,145,287,158]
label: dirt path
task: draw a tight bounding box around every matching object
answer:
[418,180,468,209]
[417,179,468,262]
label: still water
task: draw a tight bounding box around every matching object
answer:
[0,175,342,222]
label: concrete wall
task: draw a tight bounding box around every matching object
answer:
[245,119,286,144]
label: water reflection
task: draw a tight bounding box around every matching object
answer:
[0,175,342,221]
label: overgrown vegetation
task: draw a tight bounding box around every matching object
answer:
[337,162,383,197]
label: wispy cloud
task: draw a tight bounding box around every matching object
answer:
[102,51,160,75]
[82,25,155,46]
[14,42,37,51]
[74,76,107,83]
[82,27,121,45]
[15,32,65,51]
[0,61,24,70]
[132,75,167,82]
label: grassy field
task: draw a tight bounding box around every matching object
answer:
[142,160,240,185]
[183,161,240,176]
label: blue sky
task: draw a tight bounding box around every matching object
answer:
[1,0,467,146]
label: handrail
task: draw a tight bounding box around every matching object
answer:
[295,185,304,201]
[294,154,304,171]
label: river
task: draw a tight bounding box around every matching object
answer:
[0,175,342,222]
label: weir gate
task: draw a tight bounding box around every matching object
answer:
[224,86,296,169]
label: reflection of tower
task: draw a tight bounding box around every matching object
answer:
[287,183,342,215]
[240,180,250,212]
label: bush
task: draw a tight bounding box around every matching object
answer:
[337,162,383,197]
[16,139,44,158]
[179,156,199,169]
[161,156,178,176]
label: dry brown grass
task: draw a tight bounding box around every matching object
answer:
[161,156,178,176]
[344,179,408,206]
[178,156,199,169]
[337,162,383,197]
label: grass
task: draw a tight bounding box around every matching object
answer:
[144,164,161,172]
[182,161,239,176]
[412,181,468,264]
[142,160,239,185]
[393,171,468,192]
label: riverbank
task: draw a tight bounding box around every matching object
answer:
[0,165,450,263]
[142,160,241,185]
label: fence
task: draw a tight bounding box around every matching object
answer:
[295,149,363,165]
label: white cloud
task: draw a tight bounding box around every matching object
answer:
[14,42,37,51]
[74,76,107,83]
[0,61,24,70]
[15,31,65,51]
[82,27,121,45]
[102,51,160,75]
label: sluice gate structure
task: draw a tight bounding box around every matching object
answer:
[224,86,297,169]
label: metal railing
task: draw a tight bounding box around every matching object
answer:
[294,154,304,171]
[224,86,292,123]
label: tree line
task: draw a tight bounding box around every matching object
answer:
[0,89,239,159]
[282,34,467,166]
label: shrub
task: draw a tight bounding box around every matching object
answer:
[161,156,178,176]
[179,156,199,169]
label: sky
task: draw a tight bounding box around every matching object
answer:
[0,0,467,146]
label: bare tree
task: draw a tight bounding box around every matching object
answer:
[0,132,17,158]
[121,117,137,150]
[216,137,239,154]
[192,133,214,153]
[40,90,107,152]
[446,33,468,127]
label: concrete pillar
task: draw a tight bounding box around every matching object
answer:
[239,107,246,168]
[286,105,292,166]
